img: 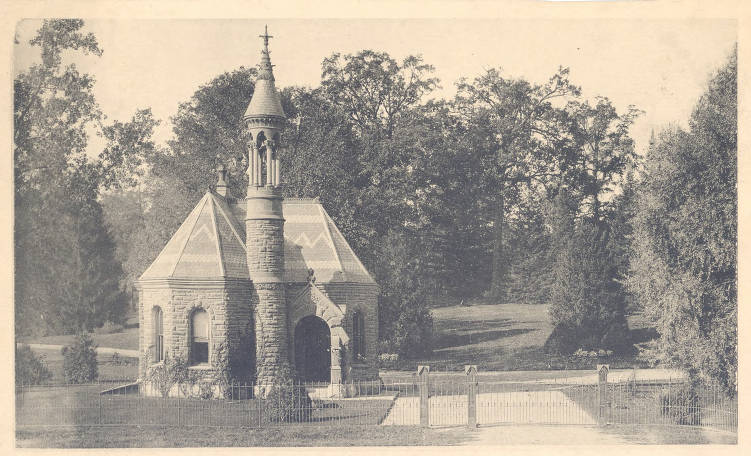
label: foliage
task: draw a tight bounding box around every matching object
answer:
[62,333,99,384]
[628,48,737,393]
[659,382,701,426]
[143,352,190,398]
[156,67,258,200]
[546,192,630,355]
[321,50,438,139]
[15,345,53,386]
[455,67,580,297]
[376,231,434,358]
[261,367,313,422]
[561,97,641,223]
[14,19,137,336]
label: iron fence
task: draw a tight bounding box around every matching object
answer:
[15,370,737,434]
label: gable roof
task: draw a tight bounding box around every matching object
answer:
[140,195,376,286]
[140,192,249,280]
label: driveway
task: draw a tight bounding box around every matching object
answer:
[382,390,596,426]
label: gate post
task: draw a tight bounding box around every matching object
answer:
[465,365,478,429]
[597,364,609,425]
[418,365,430,427]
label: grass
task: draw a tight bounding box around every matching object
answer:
[559,382,737,435]
[16,425,471,447]
[20,299,659,381]
[19,326,140,351]
[382,299,657,372]
[22,347,138,383]
[16,385,394,428]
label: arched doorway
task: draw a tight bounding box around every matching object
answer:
[294,316,331,382]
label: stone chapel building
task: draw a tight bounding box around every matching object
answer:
[136,29,379,395]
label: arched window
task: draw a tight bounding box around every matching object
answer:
[352,311,365,361]
[152,307,164,363]
[191,309,209,365]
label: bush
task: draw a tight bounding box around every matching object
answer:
[94,320,125,334]
[144,353,189,398]
[264,382,314,422]
[660,382,701,425]
[62,333,99,383]
[15,345,53,385]
[378,353,399,369]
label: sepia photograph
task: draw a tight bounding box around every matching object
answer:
[7,1,742,449]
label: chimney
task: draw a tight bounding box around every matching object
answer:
[216,164,228,197]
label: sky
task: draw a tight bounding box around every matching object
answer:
[13,18,737,157]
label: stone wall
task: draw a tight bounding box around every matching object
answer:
[138,279,253,383]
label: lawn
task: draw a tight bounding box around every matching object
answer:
[383,300,657,373]
[16,425,471,447]
[19,326,139,351]
[16,384,395,428]
[20,300,659,381]
[22,347,138,383]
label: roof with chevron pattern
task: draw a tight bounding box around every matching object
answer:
[140,193,376,285]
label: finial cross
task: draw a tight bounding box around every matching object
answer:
[259,25,273,50]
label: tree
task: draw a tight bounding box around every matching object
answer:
[375,230,433,359]
[456,67,579,298]
[154,67,258,200]
[561,97,641,225]
[629,48,736,393]
[99,108,161,190]
[14,20,127,335]
[546,193,630,354]
[321,51,438,139]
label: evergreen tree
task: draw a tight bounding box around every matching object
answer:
[629,48,737,392]
[545,191,630,354]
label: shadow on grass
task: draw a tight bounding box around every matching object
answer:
[629,327,658,345]
[432,328,535,350]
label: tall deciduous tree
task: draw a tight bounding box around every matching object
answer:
[629,48,737,392]
[155,67,258,200]
[562,98,641,225]
[456,67,579,298]
[14,20,127,335]
[321,51,438,139]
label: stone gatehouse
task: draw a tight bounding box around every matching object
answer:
[136,28,379,396]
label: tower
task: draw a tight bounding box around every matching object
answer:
[243,26,290,386]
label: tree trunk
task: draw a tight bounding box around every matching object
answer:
[489,185,505,299]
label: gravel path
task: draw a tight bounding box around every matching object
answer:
[18,343,139,357]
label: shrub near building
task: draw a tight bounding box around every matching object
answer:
[62,333,99,384]
[15,345,53,385]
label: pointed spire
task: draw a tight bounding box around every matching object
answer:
[257,25,275,81]
[244,25,285,119]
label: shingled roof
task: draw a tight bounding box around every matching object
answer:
[140,192,249,280]
[141,194,376,286]
[229,198,376,285]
